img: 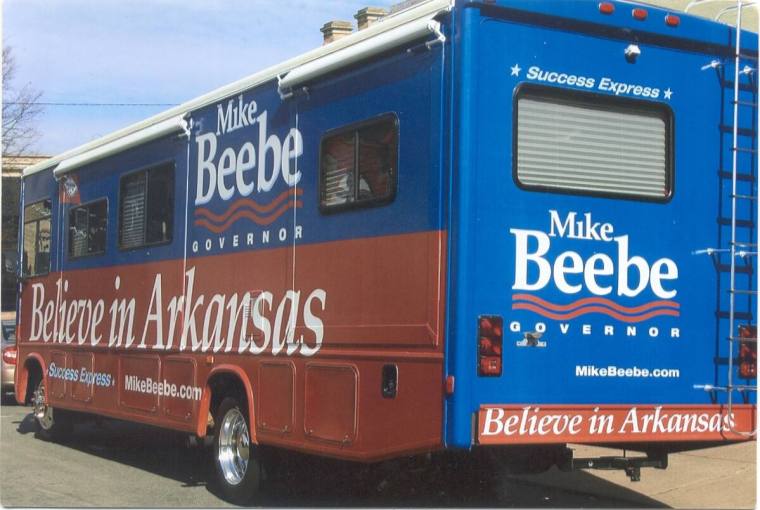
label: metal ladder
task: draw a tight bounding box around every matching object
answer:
[692,0,758,436]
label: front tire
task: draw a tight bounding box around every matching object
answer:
[31,379,73,441]
[213,397,262,504]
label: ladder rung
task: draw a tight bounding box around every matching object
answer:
[729,336,758,343]
[722,80,756,92]
[720,125,757,137]
[718,218,755,228]
[732,194,757,201]
[718,264,754,274]
[733,100,758,108]
[694,384,758,392]
[719,171,755,182]
[730,289,759,295]
[733,146,758,154]
[717,311,754,320]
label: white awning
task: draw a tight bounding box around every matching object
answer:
[278,15,443,94]
[53,115,190,178]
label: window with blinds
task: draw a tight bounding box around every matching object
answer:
[320,114,398,212]
[22,199,52,277]
[119,164,174,249]
[68,199,107,258]
[515,87,672,201]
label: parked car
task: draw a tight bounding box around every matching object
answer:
[1,312,17,399]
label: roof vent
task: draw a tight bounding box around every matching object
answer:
[355,7,388,30]
[321,20,354,45]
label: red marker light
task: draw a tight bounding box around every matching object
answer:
[2,346,17,365]
[599,2,615,15]
[664,14,680,27]
[632,8,648,20]
[445,375,455,395]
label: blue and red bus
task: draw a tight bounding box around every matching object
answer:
[14,0,757,503]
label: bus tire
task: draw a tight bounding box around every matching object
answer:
[31,379,73,441]
[213,396,261,504]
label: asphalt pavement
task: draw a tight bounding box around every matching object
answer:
[0,402,755,508]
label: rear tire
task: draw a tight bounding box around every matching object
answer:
[31,379,73,441]
[213,397,262,504]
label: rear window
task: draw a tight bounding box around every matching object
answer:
[515,86,672,201]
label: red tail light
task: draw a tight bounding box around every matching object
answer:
[738,325,757,379]
[2,346,17,365]
[478,316,503,377]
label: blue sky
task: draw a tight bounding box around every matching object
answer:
[4,0,397,156]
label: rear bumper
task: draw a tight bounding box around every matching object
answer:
[477,404,756,445]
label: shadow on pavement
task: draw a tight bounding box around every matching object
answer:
[13,410,668,508]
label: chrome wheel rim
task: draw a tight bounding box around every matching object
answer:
[32,381,54,431]
[217,408,250,486]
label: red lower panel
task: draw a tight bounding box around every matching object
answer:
[478,404,756,444]
[16,231,447,461]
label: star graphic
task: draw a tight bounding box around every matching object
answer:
[510,63,522,77]
[664,88,673,100]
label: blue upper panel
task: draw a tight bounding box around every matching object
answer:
[184,44,445,260]
[465,0,757,54]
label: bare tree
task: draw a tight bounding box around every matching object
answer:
[2,46,43,156]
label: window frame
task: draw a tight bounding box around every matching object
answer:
[21,197,52,278]
[512,83,675,203]
[67,197,108,260]
[318,113,399,214]
[117,161,175,251]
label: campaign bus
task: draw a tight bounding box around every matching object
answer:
[14,0,757,503]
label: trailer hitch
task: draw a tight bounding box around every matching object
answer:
[560,451,668,482]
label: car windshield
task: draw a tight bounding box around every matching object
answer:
[2,323,15,345]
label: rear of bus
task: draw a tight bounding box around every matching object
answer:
[445,0,757,470]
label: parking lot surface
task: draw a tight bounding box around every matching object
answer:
[0,402,755,508]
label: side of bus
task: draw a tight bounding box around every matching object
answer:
[15,18,451,491]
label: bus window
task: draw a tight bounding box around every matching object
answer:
[22,199,52,277]
[514,86,672,201]
[68,199,108,258]
[119,164,174,249]
[320,114,398,212]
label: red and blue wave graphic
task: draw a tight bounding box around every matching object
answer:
[194,188,303,233]
[511,293,680,323]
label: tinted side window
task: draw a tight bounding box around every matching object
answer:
[22,199,52,277]
[119,165,174,249]
[320,115,398,212]
[69,199,107,258]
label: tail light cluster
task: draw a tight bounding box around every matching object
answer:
[2,346,17,365]
[597,3,680,26]
[478,316,503,377]
[738,325,757,379]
